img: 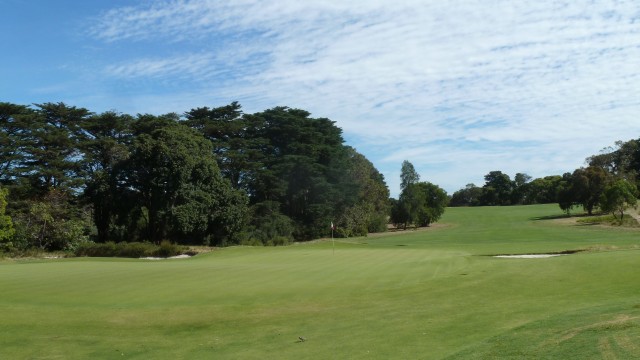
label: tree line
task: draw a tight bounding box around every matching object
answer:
[449,139,640,220]
[0,101,392,251]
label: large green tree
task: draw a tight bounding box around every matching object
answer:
[79,111,133,243]
[24,103,92,194]
[480,171,513,206]
[511,172,532,204]
[400,160,420,191]
[0,102,32,184]
[557,167,610,215]
[391,163,447,229]
[185,102,266,192]
[571,166,609,215]
[336,147,390,236]
[118,116,247,244]
[449,183,482,207]
[392,182,448,229]
[0,101,390,247]
[0,186,14,248]
[412,182,448,227]
[599,179,638,221]
[525,175,562,204]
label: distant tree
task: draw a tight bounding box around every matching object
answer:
[511,172,532,204]
[449,183,482,207]
[588,139,640,178]
[525,175,562,204]
[588,139,640,194]
[599,179,638,221]
[572,166,609,215]
[400,160,420,191]
[389,197,409,229]
[397,183,424,228]
[480,171,513,206]
[391,180,447,228]
[556,167,610,215]
[557,172,577,214]
[413,182,448,226]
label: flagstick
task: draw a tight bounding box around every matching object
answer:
[331,227,334,255]
[331,221,336,255]
[331,222,335,255]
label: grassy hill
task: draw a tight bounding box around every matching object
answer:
[1,204,639,359]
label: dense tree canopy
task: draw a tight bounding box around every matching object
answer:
[5,99,634,252]
[450,171,541,207]
[449,183,482,207]
[0,186,14,248]
[0,101,392,250]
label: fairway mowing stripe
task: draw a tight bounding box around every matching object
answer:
[614,334,640,355]
[599,337,616,360]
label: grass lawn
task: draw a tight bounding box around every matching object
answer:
[1,204,639,359]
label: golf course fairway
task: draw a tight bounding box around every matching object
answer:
[1,204,639,359]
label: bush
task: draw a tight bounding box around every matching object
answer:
[266,236,292,246]
[75,242,117,257]
[116,242,155,258]
[75,241,185,258]
[576,214,639,227]
[153,240,182,257]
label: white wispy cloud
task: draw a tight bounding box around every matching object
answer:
[86,0,640,195]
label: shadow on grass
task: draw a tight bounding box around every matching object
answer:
[530,214,571,221]
[482,249,584,257]
[530,213,592,221]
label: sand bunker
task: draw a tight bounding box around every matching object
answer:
[141,254,192,260]
[494,254,568,259]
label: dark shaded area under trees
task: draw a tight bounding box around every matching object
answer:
[0,101,391,251]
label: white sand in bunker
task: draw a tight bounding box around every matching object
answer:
[494,254,568,259]
[140,254,192,260]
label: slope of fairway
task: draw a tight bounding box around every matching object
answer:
[1,204,639,359]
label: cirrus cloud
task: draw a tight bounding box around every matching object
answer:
[85,0,640,195]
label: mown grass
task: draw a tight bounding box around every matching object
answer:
[1,204,639,359]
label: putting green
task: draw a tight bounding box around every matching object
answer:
[1,204,638,359]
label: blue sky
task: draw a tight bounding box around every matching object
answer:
[2,0,640,197]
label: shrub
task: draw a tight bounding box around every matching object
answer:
[116,242,155,258]
[266,236,292,246]
[153,240,182,257]
[75,241,187,258]
[75,242,117,257]
[576,214,639,227]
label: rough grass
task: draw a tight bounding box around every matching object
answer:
[576,213,639,227]
[1,204,639,359]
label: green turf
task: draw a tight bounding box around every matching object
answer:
[1,204,639,359]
